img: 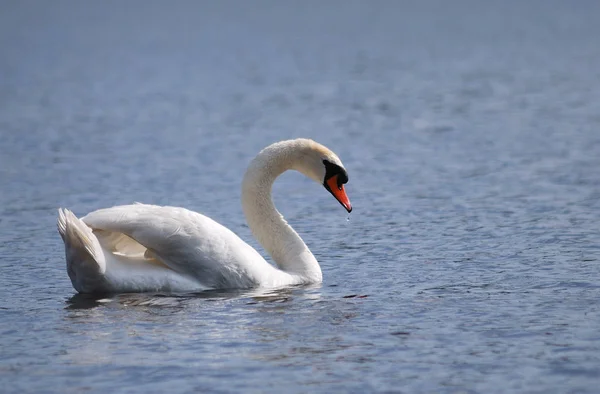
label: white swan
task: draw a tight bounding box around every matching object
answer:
[57,139,352,294]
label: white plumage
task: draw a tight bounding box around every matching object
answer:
[57,139,352,293]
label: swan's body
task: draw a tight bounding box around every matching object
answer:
[57,139,351,293]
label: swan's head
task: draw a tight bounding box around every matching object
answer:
[321,157,352,213]
[246,139,352,213]
[297,140,352,213]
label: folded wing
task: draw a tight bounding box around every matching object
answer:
[82,204,274,289]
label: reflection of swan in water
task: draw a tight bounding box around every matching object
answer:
[58,139,352,294]
[64,285,318,310]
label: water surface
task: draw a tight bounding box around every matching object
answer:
[1,1,600,392]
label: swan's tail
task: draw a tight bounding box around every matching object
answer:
[57,208,108,293]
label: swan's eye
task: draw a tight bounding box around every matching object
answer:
[322,159,349,188]
[336,171,348,187]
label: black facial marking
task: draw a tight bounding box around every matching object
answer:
[323,159,349,189]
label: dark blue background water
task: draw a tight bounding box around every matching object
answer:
[1,1,599,392]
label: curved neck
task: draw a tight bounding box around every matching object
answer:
[241,141,322,283]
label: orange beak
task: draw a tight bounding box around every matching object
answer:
[326,175,352,212]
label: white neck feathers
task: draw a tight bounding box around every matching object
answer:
[241,140,323,283]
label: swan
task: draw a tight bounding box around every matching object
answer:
[57,139,352,294]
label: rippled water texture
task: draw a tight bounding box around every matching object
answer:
[1,1,600,392]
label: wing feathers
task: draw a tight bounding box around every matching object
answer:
[82,204,273,288]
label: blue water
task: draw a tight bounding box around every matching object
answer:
[1,1,600,392]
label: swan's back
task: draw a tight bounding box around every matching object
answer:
[59,204,288,293]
